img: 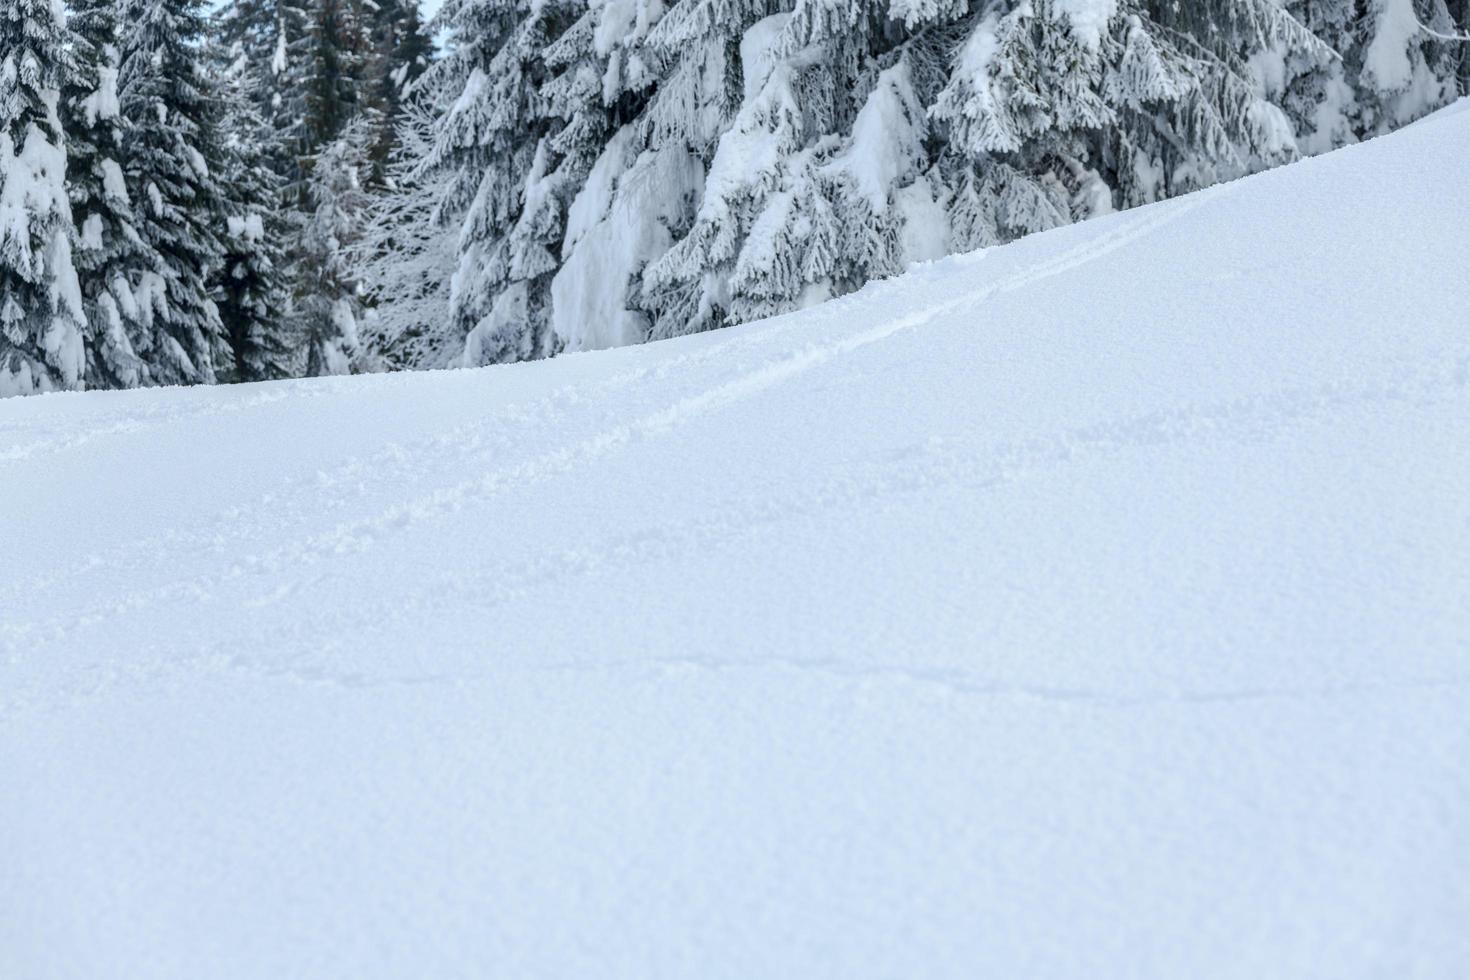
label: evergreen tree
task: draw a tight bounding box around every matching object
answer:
[118,0,230,386]
[932,0,1320,237]
[211,42,296,382]
[296,115,372,376]
[62,0,147,389]
[300,0,375,155]
[423,0,582,366]
[639,2,868,337]
[287,0,376,369]
[211,0,311,181]
[353,82,461,370]
[1457,0,1470,91]
[1356,0,1463,132]
[365,0,433,181]
[0,0,87,396]
[215,0,430,196]
[1283,0,1465,146]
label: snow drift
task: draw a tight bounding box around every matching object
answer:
[3,101,1469,979]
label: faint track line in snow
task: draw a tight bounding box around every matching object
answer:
[533,655,1470,710]
[0,186,972,468]
[7,639,1469,719]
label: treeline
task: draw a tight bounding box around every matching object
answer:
[0,0,428,395]
[2,0,1467,395]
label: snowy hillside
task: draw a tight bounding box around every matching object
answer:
[4,101,1470,978]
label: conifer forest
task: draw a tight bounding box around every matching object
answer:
[2,0,1467,395]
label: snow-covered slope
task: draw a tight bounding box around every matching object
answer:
[4,102,1470,979]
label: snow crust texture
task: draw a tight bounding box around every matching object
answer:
[3,103,1470,979]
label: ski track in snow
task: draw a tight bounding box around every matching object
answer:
[2,191,1213,658]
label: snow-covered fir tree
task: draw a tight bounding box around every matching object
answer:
[299,0,377,157]
[638,0,879,336]
[296,115,372,376]
[352,82,461,370]
[365,0,434,180]
[117,0,230,386]
[1458,0,1470,90]
[1351,0,1465,132]
[1280,0,1466,150]
[0,0,87,396]
[545,0,716,348]
[62,0,147,389]
[211,0,310,181]
[211,41,295,382]
[422,0,584,366]
[211,0,435,380]
[214,0,432,188]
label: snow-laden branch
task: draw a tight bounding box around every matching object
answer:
[1417,15,1470,42]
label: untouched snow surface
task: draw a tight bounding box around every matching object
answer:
[5,103,1470,978]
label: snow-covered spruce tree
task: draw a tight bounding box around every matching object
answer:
[295,115,372,376]
[211,0,312,181]
[546,0,711,351]
[62,0,147,389]
[638,0,972,334]
[625,4,945,334]
[215,0,434,189]
[0,0,87,397]
[424,0,581,366]
[287,0,378,363]
[1346,0,1466,132]
[352,83,461,371]
[299,0,376,157]
[930,1,1312,247]
[514,0,676,353]
[364,0,433,180]
[617,0,790,341]
[210,41,296,382]
[117,0,230,386]
[1279,0,1467,150]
